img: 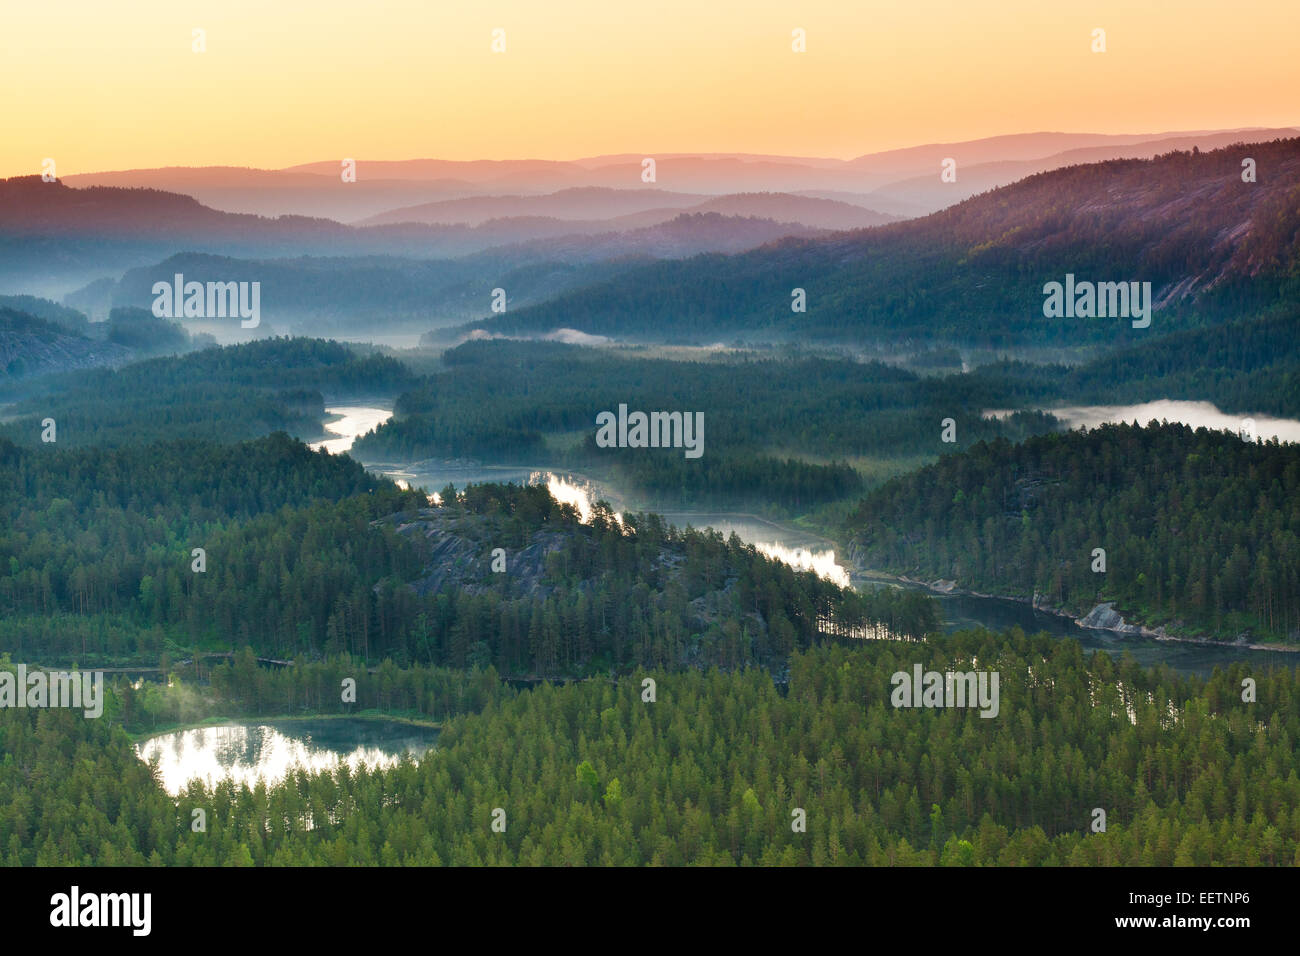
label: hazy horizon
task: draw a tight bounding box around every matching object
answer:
[14,124,1300,179]
[6,0,1300,178]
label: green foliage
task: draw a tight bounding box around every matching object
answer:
[118,651,511,732]
[0,336,413,447]
[0,429,932,673]
[959,308,1300,418]
[576,760,600,800]
[0,298,90,336]
[355,339,1057,512]
[847,422,1300,642]
[5,633,1300,865]
[104,306,191,353]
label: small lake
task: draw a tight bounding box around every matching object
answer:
[136,718,438,795]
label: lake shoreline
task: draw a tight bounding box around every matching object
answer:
[129,709,441,744]
[877,569,1300,654]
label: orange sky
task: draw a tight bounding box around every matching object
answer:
[2,0,1297,178]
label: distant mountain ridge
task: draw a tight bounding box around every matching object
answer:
[0,178,874,298]
[9,130,1298,342]
[358,188,898,231]
[453,137,1300,347]
[59,127,1298,220]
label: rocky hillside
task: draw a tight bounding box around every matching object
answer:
[393,506,580,601]
[386,505,763,635]
[372,482,940,674]
[0,307,131,381]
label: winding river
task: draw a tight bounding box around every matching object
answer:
[327,404,1297,678]
[309,405,394,455]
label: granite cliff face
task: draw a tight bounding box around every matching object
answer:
[394,507,572,600]
[1077,601,1142,633]
[377,505,765,636]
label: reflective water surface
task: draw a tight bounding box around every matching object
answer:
[927,585,1295,679]
[137,719,438,795]
[309,406,393,455]
[328,406,1296,678]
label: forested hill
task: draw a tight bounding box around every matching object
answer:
[0,429,935,672]
[844,422,1300,643]
[9,634,1300,864]
[955,307,1300,420]
[354,338,1056,513]
[0,307,131,382]
[0,296,93,335]
[372,482,937,675]
[459,137,1300,346]
[0,336,413,446]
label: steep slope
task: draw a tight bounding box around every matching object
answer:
[457,138,1300,347]
[861,128,1299,214]
[0,308,131,381]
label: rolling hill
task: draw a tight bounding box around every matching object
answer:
[452,137,1300,348]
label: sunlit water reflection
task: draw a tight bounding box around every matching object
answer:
[322,408,1287,674]
[527,476,850,584]
[136,719,438,796]
[753,541,850,587]
[309,406,393,455]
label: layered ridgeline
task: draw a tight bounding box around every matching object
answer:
[95,251,644,334]
[458,138,1300,346]
[353,338,1055,512]
[58,132,1292,222]
[0,337,412,446]
[845,422,1300,644]
[0,296,94,335]
[0,176,887,321]
[0,433,929,672]
[6,634,1300,865]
